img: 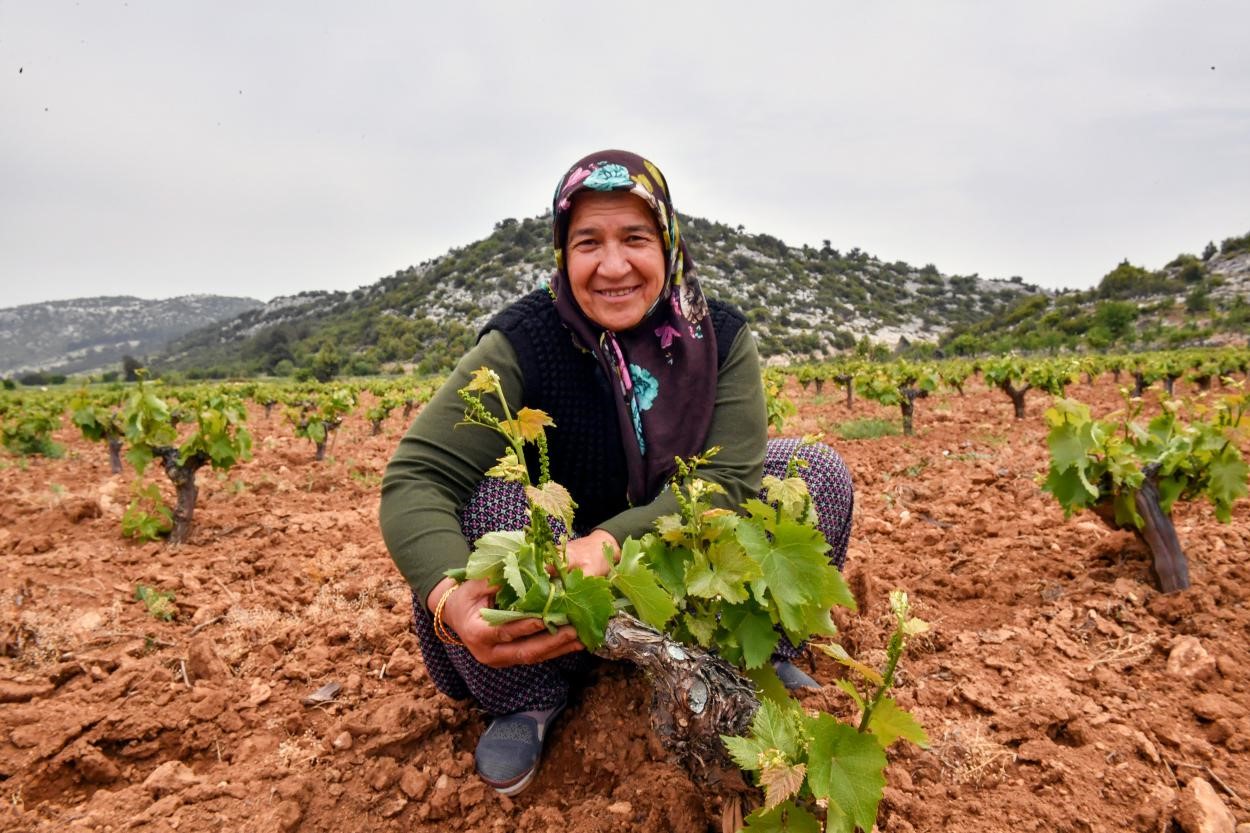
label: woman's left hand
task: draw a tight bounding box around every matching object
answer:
[563,529,620,578]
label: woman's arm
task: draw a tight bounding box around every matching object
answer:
[378,330,525,606]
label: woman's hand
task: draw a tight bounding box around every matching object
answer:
[428,577,583,668]
[563,529,620,578]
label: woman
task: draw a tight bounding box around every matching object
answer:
[380,149,853,796]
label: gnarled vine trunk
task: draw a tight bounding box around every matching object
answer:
[836,375,854,409]
[596,614,760,818]
[999,380,1031,420]
[158,449,208,545]
[107,437,123,475]
[1133,475,1190,594]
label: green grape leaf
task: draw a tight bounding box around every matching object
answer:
[818,642,883,685]
[721,604,781,669]
[1042,468,1098,514]
[741,800,822,833]
[1208,454,1249,522]
[739,516,849,636]
[804,713,887,833]
[125,444,154,475]
[683,609,717,646]
[866,696,929,749]
[610,537,678,630]
[641,534,690,601]
[464,530,526,583]
[744,663,791,704]
[550,570,613,652]
[502,552,527,598]
[721,733,769,772]
[685,539,759,604]
[762,475,809,519]
[834,678,865,710]
[1047,420,1094,473]
[746,698,804,762]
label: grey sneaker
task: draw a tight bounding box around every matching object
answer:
[773,659,819,690]
[474,703,565,796]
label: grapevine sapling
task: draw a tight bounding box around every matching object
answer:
[1042,390,1248,593]
[722,591,929,832]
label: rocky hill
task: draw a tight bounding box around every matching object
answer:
[939,232,1250,354]
[0,295,263,377]
[157,214,1039,377]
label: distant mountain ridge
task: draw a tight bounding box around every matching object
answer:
[939,232,1250,353]
[157,214,1040,377]
[0,295,263,376]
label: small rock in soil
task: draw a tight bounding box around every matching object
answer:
[399,765,430,800]
[301,681,341,706]
[1167,637,1217,682]
[142,760,202,798]
[1174,777,1236,833]
[247,680,272,706]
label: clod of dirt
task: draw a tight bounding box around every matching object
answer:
[186,635,231,683]
[62,498,102,523]
[1174,777,1237,833]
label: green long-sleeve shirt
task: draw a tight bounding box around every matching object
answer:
[379,325,767,605]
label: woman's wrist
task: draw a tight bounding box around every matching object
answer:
[426,576,459,615]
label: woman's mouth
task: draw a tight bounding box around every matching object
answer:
[597,287,638,298]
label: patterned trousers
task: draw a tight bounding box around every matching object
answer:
[410,438,854,715]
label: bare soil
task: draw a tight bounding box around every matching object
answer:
[1,377,1247,833]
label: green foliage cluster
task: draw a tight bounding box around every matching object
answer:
[122,483,174,541]
[0,395,63,457]
[133,584,177,621]
[1042,389,1249,527]
[726,592,929,832]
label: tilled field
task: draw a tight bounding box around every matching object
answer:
[1,378,1247,833]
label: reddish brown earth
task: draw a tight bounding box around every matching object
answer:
[2,377,1248,833]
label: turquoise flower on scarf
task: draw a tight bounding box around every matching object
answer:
[628,364,659,453]
[585,163,633,191]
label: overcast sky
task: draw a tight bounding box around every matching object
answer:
[2,1,1248,308]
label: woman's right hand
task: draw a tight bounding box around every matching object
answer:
[427,577,584,668]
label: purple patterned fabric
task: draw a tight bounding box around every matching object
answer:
[411,438,854,713]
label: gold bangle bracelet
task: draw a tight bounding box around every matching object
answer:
[432,584,464,647]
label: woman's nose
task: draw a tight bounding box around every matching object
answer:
[598,243,630,278]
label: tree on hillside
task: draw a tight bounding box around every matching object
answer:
[122,355,144,382]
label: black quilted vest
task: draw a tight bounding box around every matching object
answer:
[482,289,746,533]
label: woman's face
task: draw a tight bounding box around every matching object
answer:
[565,191,667,332]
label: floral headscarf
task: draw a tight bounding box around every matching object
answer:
[550,149,718,504]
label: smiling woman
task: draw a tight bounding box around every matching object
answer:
[379,149,855,797]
